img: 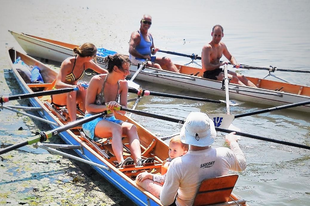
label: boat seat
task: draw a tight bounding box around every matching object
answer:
[28,79,56,91]
[193,174,239,206]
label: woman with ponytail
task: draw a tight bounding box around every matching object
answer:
[82,54,142,168]
[52,43,107,121]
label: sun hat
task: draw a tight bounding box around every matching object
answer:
[180,112,216,147]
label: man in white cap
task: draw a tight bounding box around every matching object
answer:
[160,112,246,206]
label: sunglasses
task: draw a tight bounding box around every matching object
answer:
[142,20,152,25]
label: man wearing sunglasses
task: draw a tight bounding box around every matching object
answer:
[129,14,179,73]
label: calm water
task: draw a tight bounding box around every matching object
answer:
[0,0,310,205]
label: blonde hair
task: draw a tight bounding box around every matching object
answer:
[169,136,189,152]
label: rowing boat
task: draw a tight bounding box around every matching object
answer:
[9,30,310,113]
[5,46,247,206]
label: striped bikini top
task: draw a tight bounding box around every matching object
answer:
[95,75,120,105]
[65,55,85,82]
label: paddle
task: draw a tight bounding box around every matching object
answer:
[127,88,238,106]
[235,100,310,118]
[236,64,310,73]
[120,106,234,129]
[158,49,201,60]
[223,64,231,114]
[118,107,310,150]
[0,87,77,104]
[0,111,108,155]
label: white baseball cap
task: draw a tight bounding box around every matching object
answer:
[180,112,216,147]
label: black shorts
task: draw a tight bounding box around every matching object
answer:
[203,68,223,80]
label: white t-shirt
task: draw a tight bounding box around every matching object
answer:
[160,142,246,206]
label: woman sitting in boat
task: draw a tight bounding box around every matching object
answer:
[52,43,108,121]
[136,135,188,198]
[82,54,142,167]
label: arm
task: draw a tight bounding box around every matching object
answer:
[149,34,158,55]
[85,61,108,74]
[201,44,221,71]
[225,132,247,171]
[128,31,151,60]
[136,172,153,182]
[160,163,180,205]
[117,80,128,115]
[222,43,239,67]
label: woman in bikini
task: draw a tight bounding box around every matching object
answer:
[52,43,107,121]
[82,54,142,167]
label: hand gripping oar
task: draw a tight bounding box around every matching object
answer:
[0,111,108,155]
[158,49,201,60]
[118,107,310,150]
[128,88,238,106]
[235,100,310,118]
[236,64,310,74]
[0,87,78,104]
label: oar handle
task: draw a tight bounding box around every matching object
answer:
[158,49,201,60]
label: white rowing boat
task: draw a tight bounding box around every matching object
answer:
[9,30,310,113]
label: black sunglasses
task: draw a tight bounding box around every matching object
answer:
[142,20,152,25]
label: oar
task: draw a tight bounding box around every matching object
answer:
[121,107,234,129]
[128,88,238,106]
[118,107,310,150]
[235,100,310,118]
[223,64,231,114]
[158,49,201,60]
[0,87,77,104]
[0,111,108,155]
[216,127,310,150]
[130,62,146,82]
[2,105,58,126]
[236,64,310,73]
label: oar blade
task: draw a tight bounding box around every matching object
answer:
[208,114,235,129]
[219,100,239,106]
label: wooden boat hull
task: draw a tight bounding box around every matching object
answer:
[6,47,246,206]
[9,30,310,112]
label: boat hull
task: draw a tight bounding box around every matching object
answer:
[129,65,310,112]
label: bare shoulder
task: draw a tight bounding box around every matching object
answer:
[202,43,212,52]
[91,74,106,82]
[219,42,227,48]
[130,30,140,38]
[60,57,74,72]
[119,80,128,88]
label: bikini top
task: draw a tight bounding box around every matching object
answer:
[95,75,120,105]
[65,55,86,82]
